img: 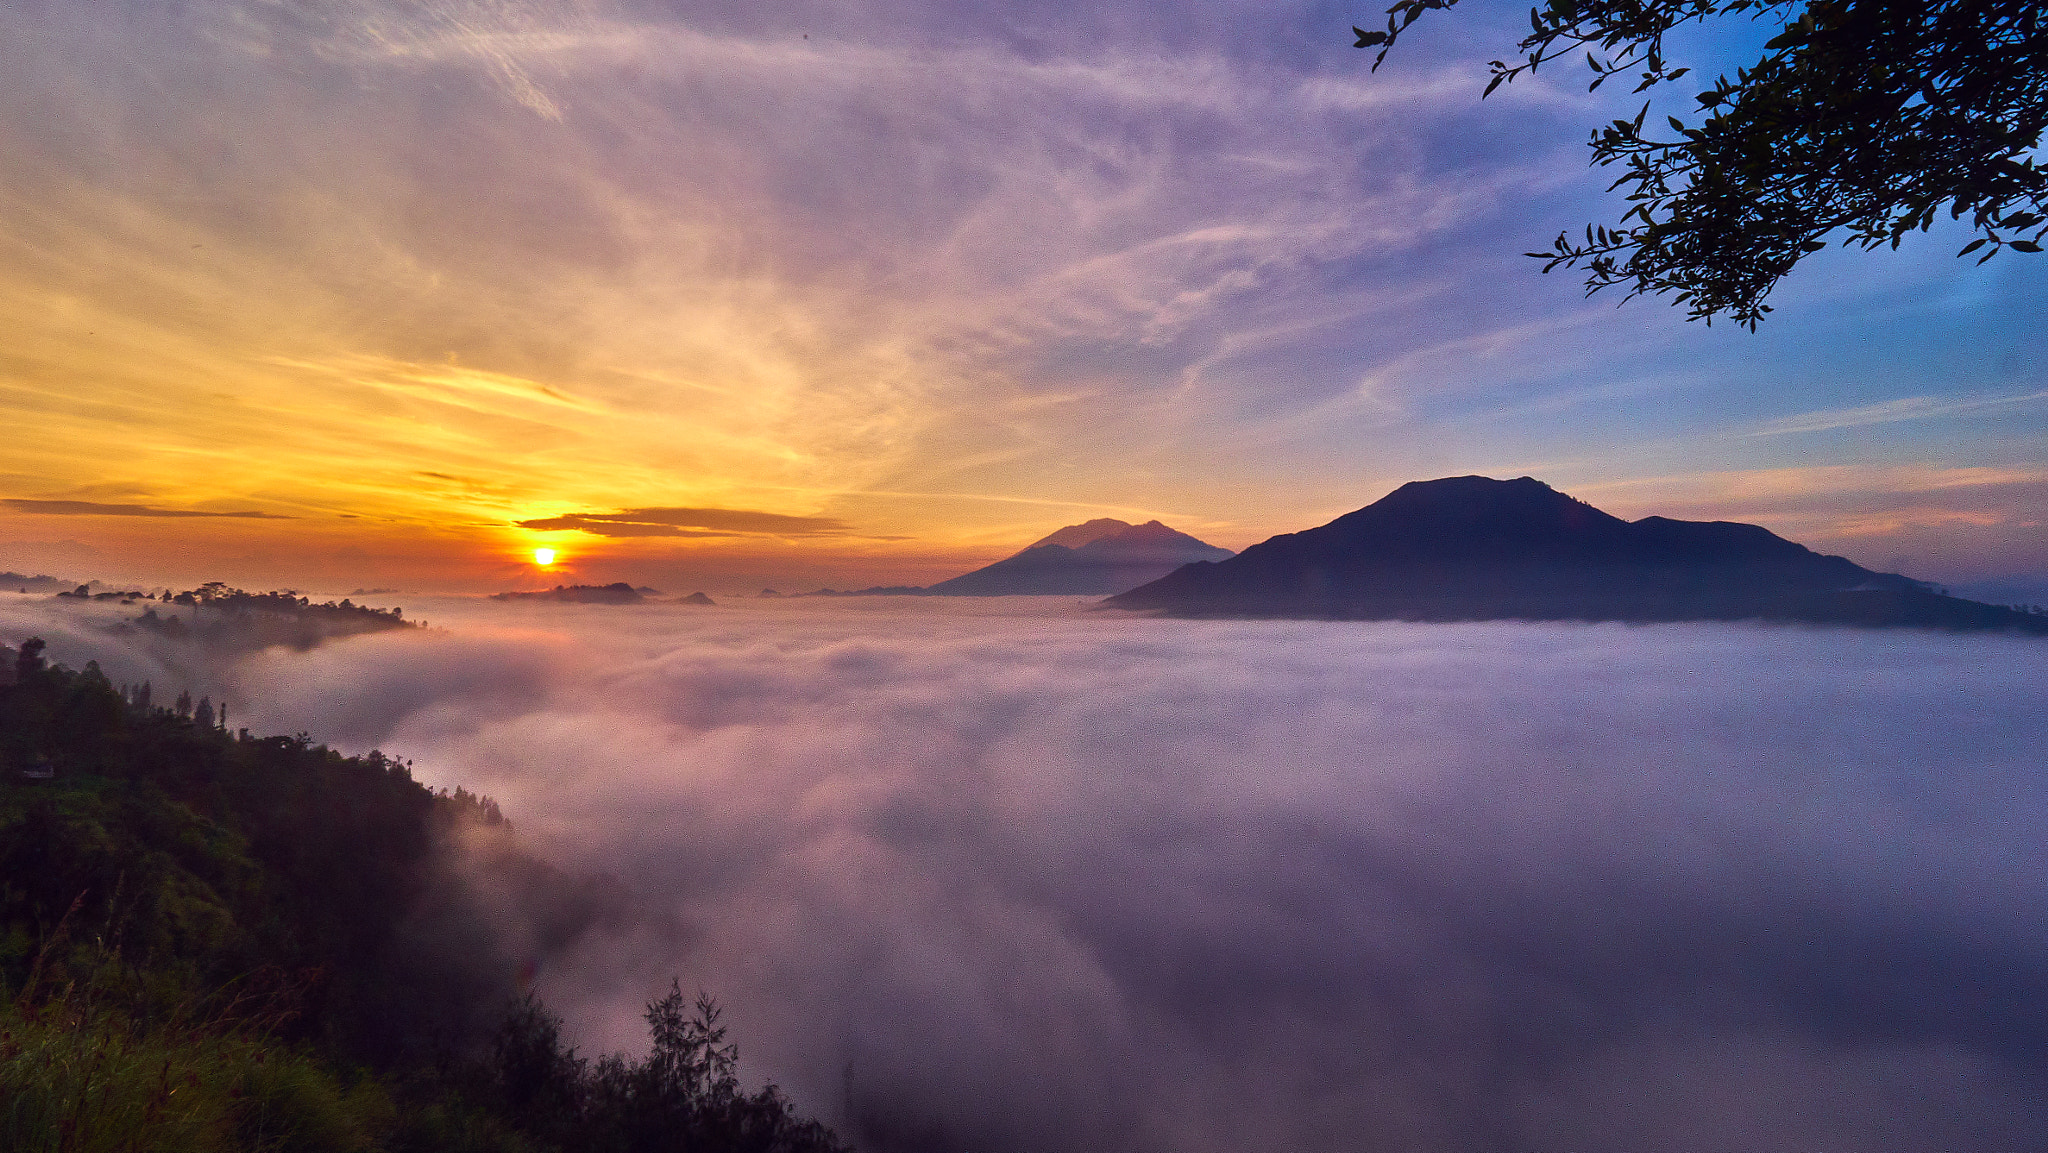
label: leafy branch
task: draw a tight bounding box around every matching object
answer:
[1358,0,2048,327]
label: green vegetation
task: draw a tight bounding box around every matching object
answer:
[2,997,398,1153]
[117,584,421,651]
[1,638,846,1152]
[1357,0,2048,326]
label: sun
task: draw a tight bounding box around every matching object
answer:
[532,548,557,566]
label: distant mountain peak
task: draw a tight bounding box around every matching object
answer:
[1334,475,1620,531]
[926,517,1233,596]
[1027,518,1137,551]
[1088,519,1186,541]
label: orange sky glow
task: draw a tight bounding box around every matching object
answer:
[3,1,2044,597]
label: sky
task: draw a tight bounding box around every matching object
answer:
[3,0,2045,597]
[10,592,2048,1151]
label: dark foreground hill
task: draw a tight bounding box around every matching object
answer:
[0,638,845,1153]
[924,519,1234,596]
[1107,476,2048,633]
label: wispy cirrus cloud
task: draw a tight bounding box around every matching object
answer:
[1578,464,2048,507]
[4,0,2045,589]
[2,499,293,519]
[2,0,1538,560]
[517,507,852,538]
[1745,389,2048,437]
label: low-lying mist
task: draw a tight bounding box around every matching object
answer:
[8,592,2048,1151]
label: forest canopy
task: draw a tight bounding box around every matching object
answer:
[1,637,845,1153]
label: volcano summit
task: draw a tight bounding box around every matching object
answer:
[1108,476,2048,632]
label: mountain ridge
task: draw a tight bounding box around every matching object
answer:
[1026,517,1145,550]
[925,519,1233,596]
[1107,476,2048,632]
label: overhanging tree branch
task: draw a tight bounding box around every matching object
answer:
[1358,0,2048,327]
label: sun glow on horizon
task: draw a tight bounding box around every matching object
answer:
[533,548,556,566]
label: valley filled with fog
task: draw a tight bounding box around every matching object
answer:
[6,592,2047,1152]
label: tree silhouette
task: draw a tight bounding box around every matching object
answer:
[1358,0,2048,326]
[15,636,46,682]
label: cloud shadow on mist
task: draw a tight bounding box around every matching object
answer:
[9,594,2048,1152]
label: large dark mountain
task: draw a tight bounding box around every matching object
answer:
[1107,476,2048,632]
[927,519,1235,596]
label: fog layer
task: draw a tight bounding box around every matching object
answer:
[11,593,2048,1151]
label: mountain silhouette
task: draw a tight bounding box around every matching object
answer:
[491,582,652,604]
[926,519,1235,596]
[1107,476,2048,632]
[1024,518,1147,550]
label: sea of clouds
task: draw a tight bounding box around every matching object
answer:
[7,592,2048,1152]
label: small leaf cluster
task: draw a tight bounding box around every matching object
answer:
[484,988,848,1153]
[1358,0,2048,326]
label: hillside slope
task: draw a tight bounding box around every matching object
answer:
[1108,476,2048,632]
[0,638,845,1153]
